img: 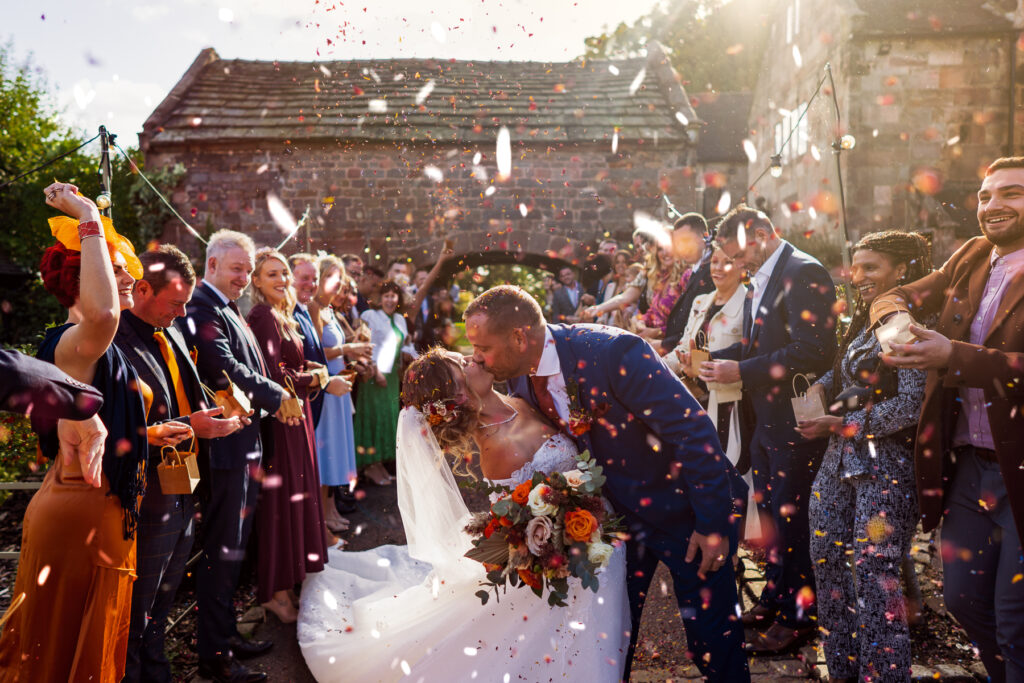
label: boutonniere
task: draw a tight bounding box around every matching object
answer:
[189,346,199,366]
[565,377,610,437]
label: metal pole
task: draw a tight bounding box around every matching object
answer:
[825,63,853,312]
[97,126,114,218]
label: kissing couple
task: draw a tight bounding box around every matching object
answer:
[297,285,750,682]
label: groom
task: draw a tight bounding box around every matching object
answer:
[465,285,749,682]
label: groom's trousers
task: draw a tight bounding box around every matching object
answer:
[623,523,749,682]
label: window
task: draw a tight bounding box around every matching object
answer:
[796,102,809,156]
[785,5,793,45]
[794,0,800,37]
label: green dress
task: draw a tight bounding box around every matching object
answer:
[354,314,404,468]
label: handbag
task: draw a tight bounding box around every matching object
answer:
[157,435,200,495]
[689,330,711,378]
[201,369,252,419]
[790,373,826,422]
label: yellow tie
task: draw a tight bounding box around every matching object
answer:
[153,330,192,418]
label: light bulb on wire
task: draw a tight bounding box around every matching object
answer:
[769,154,783,178]
[839,134,856,150]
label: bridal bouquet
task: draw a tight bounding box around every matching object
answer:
[462,451,622,607]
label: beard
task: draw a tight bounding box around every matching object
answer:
[980,213,1024,247]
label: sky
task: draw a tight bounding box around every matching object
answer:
[6,0,663,148]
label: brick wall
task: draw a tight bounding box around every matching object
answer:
[147,139,696,269]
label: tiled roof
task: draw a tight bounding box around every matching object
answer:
[850,0,1018,36]
[692,92,753,163]
[141,44,701,149]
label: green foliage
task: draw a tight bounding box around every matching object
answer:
[452,264,549,315]
[583,0,770,93]
[785,229,846,272]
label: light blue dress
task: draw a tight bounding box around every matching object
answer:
[314,313,358,487]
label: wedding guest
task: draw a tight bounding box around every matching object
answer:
[354,281,415,486]
[0,348,103,434]
[115,245,243,683]
[550,266,583,323]
[309,255,370,537]
[289,254,328,429]
[594,251,632,326]
[248,249,348,622]
[797,231,933,682]
[581,225,662,326]
[180,229,292,683]
[671,244,759,540]
[355,265,383,315]
[704,205,837,653]
[0,184,188,682]
[871,157,1024,680]
[659,213,716,356]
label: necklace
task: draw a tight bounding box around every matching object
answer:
[478,401,519,429]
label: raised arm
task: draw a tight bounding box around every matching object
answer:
[47,184,120,383]
[407,245,453,318]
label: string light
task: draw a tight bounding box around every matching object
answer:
[769,155,783,178]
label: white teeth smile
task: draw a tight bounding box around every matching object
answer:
[987,216,1012,224]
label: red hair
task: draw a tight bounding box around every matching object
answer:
[39,241,120,308]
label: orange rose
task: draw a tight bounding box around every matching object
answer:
[511,481,533,505]
[518,567,543,590]
[564,508,599,543]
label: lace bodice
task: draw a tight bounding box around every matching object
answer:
[488,433,579,488]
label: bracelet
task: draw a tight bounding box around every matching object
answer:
[78,221,102,240]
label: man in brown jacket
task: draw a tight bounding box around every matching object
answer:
[870,156,1024,681]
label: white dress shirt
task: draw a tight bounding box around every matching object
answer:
[749,241,787,334]
[532,327,570,424]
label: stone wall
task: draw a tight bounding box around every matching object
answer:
[147,139,696,269]
[747,0,1020,263]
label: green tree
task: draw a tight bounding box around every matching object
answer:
[583,0,771,93]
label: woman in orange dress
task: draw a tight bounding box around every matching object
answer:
[0,184,190,683]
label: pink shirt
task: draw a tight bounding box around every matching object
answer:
[952,246,1024,449]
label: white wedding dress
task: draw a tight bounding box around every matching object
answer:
[298,409,630,682]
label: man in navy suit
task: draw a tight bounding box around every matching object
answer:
[179,230,294,683]
[115,245,245,682]
[465,286,750,682]
[658,213,716,355]
[289,253,328,427]
[700,205,837,653]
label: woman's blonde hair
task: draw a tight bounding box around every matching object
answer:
[251,247,299,337]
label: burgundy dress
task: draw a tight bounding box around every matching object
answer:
[247,304,327,603]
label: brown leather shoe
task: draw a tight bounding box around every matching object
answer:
[740,602,776,629]
[743,621,816,655]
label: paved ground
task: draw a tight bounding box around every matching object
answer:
[179,479,986,683]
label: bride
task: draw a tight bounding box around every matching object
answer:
[297,348,629,681]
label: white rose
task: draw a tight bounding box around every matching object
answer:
[562,469,587,488]
[525,516,554,555]
[527,484,558,517]
[587,541,614,568]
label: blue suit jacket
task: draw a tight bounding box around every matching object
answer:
[178,282,282,470]
[714,242,837,439]
[294,305,327,427]
[508,324,746,540]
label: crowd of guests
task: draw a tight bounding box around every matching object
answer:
[0,154,1022,683]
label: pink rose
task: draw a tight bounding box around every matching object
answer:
[525,516,554,555]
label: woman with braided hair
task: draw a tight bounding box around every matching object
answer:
[796,230,934,683]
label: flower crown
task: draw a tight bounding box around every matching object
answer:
[423,398,462,426]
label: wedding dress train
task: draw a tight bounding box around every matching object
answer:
[297,409,629,682]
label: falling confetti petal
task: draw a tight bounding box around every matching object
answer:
[496,126,512,180]
[368,99,387,113]
[742,139,757,163]
[715,190,732,214]
[608,64,620,75]
[37,565,51,586]
[611,130,619,154]
[792,44,803,68]
[416,79,435,106]
[628,68,646,95]
[431,22,447,43]
[266,193,297,235]
[423,165,444,183]
[674,111,689,126]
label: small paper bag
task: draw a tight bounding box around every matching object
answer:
[202,370,251,419]
[875,311,919,355]
[790,373,826,423]
[157,437,200,495]
[279,376,305,420]
[689,331,711,377]
[310,366,330,390]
